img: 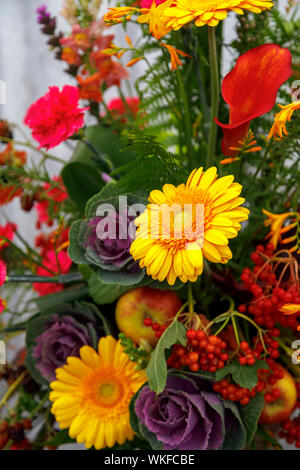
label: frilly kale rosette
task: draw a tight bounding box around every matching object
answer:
[130,372,264,450]
[25,301,111,384]
[68,185,146,286]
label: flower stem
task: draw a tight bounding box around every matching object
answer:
[187,283,195,314]
[0,370,28,410]
[6,272,83,284]
[81,139,114,173]
[206,26,219,167]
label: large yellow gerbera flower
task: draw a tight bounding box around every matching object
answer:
[49,336,147,449]
[130,167,249,285]
[163,0,273,29]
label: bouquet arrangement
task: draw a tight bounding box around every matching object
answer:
[0,0,300,451]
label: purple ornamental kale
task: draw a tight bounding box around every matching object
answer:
[33,314,93,382]
[84,210,138,271]
[134,374,242,450]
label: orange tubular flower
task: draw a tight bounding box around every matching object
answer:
[262,209,295,249]
[161,43,191,71]
[267,100,300,140]
[137,0,173,39]
[76,73,103,102]
[216,44,292,157]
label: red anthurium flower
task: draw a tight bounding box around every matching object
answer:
[216,44,292,156]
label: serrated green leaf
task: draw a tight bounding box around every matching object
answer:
[239,394,265,446]
[215,359,269,389]
[146,320,187,394]
[68,220,89,265]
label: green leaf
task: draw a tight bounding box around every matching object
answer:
[97,266,145,286]
[239,394,265,446]
[88,272,133,304]
[88,271,151,305]
[61,161,104,211]
[256,425,283,449]
[33,285,89,311]
[146,320,187,394]
[222,400,247,450]
[72,125,136,169]
[68,220,89,265]
[43,429,76,447]
[215,359,269,389]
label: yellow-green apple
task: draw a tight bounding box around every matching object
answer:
[259,365,297,424]
[115,287,182,347]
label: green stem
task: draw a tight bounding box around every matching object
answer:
[187,283,195,314]
[206,26,219,167]
[0,137,65,164]
[81,139,114,173]
[6,272,83,284]
[175,68,195,168]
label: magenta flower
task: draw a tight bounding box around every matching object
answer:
[24,85,88,150]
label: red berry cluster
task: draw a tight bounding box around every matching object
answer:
[213,358,284,406]
[237,341,256,366]
[0,419,32,450]
[213,379,255,405]
[143,317,168,339]
[252,330,280,360]
[167,330,229,373]
[239,244,300,331]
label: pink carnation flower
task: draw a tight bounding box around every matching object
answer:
[140,0,166,7]
[0,260,6,287]
[24,85,88,150]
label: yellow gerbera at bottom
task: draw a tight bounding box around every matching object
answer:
[49,336,147,449]
[130,167,249,285]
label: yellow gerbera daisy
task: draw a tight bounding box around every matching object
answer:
[49,336,147,449]
[130,167,249,285]
[163,0,273,29]
[267,100,300,140]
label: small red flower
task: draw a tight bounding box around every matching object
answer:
[35,176,68,229]
[33,250,72,296]
[216,44,292,156]
[24,85,88,150]
[107,97,140,118]
[0,222,17,251]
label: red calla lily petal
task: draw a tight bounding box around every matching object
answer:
[216,43,292,156]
